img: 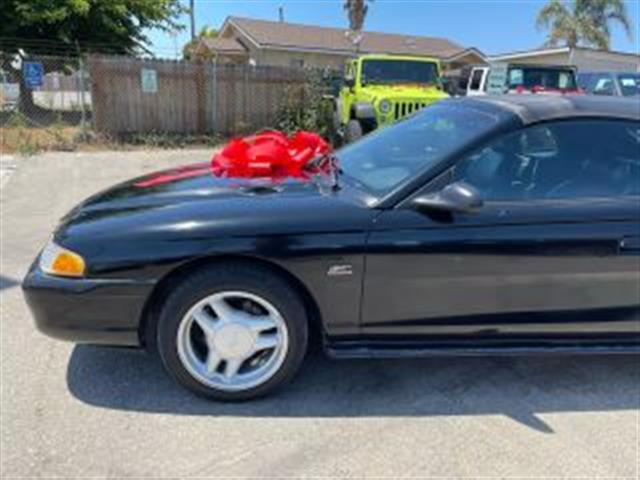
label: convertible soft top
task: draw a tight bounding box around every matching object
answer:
[466,94,640,124]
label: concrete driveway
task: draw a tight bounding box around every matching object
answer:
[1,150,638,478]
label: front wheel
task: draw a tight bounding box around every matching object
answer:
[344,119,364,143]
[155,264,309,401]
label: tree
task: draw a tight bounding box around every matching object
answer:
[343,0,373,52]
[0,0,185,112]
[183,26,219,62]
[0,0,184,55]
[536,0,633,50]
[343,0,373,31]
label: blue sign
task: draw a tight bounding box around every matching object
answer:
[23,61,44,89]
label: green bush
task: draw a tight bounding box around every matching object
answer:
[276,69,336,143]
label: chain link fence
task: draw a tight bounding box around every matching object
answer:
[1,52,93,153]
[1,50,340,153]
[1,54,90,126]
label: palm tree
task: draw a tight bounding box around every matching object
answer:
[536,0,632,50]
[344,0,373,31]
[344,0,373,52]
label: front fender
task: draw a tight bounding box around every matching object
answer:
[352,102,376,120]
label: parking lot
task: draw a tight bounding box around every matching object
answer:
[1,149,638,478]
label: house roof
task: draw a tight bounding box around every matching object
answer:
[488,46,640,62]
[219,16,470,59]
[198,37,247,54]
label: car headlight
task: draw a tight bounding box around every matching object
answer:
[39,240,86,278]
[379,99,391,114]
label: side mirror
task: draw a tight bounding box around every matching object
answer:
[412,181,483,214]
[344,77,355,89]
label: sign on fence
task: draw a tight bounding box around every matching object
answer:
[23,61,44,89]
[140,68,158,94]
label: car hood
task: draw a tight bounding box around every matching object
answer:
[56,162,375,244]
[66,163,327,211]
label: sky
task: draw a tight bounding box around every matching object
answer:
[148,0,640,58]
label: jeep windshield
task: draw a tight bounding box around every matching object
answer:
[508,67,577,90]
[336,101,507,196]
[361,60,439,86]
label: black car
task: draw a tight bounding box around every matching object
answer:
[23,95,640,400]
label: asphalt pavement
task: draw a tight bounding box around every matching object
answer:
[1,149,638,478]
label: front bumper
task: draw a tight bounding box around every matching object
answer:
[22,264,156,347]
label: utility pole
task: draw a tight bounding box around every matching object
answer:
[190,0,196,40]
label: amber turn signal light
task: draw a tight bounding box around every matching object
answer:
[39,241,86,278]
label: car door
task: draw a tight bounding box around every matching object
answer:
[362,119,640,342]
[466,68,486,96]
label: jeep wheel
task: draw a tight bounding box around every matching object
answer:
[345,119,363,143]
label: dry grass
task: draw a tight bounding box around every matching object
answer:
[1,126,81,155]
[1,125,223,156]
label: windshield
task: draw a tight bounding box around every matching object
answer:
[337,101,507,196]
[618,74,640,96]
[508,67,577,90]
[361,60,439,86]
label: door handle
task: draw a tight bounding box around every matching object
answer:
[620,236,640,252]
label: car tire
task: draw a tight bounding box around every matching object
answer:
[155,263,309,401]
[345,119,363,143]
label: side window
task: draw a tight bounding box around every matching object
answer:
[617,74,640,97]
[469,69,484,91]
[593,76,614,95]
[508,68,524,87]
[452,120,640,201]
[558,72,573,89]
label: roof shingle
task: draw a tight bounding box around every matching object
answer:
[225,16,466,58]
[199,37,247,54]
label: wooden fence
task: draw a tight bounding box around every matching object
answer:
[88,56,308,136]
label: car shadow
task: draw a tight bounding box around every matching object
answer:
[66,345,639,432]
[0,274,19,291]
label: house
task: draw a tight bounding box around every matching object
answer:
[196,16,486,72]
[488,46,640,73]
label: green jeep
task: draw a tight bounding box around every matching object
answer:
[335,54,449,143]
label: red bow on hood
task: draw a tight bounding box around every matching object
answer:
[211,130,332,180]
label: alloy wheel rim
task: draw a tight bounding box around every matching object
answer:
[176,291,289,392]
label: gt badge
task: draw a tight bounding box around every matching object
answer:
[327,264,353,276]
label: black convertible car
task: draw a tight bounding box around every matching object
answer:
[23,95,640,400]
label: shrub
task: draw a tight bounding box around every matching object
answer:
[276,69,336,143]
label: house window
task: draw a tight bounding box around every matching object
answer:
[290,58,305,68]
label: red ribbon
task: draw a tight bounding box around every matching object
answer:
[211,131,332,180]
[134,131,332,189]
